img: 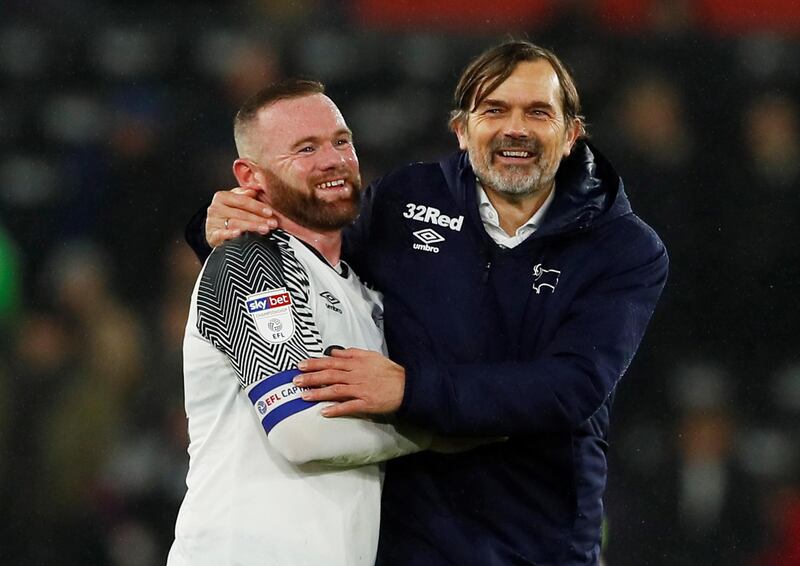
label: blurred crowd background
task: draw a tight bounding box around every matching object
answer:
[1,1,798,564]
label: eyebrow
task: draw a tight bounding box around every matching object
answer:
[479,98,556,112]
[290,128,353,150]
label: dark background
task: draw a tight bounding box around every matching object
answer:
[1,1,798,564]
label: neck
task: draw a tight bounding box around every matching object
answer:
[273,212,343,266]
[484,183,553,236]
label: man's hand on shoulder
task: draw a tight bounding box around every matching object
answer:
[206,187,278,247]
[294,349,405,417]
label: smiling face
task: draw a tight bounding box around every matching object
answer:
[234,93,362,231]
[454,59,580,200]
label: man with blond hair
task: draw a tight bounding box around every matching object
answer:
[170,79,430,566]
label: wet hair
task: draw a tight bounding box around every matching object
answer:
[234,78,325,155]
[449,40,586,137]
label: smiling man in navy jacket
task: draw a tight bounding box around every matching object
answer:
[188,41,668,566]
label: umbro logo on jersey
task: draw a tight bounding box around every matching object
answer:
[403,203,464,232]
[319,291,343,314]
[532,264,561,294]
[412,228,445,254]
[319,291,340,305]
[414,229,445,244]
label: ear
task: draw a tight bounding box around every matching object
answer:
[232,159,264,190]
[453,119,469,151]
[561,119,582,158]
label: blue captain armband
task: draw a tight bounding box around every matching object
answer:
[247,368,317,434]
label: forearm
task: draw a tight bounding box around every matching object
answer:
[399,355,615,436]
[185,204,213,263]
[269,404,430,466]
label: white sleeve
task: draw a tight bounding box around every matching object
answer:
[244,366,429,466]
[197,232,429,465]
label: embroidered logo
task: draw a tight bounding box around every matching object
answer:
[403,203,464,232]
[246,288,295,343]
[532,264,561,294]
[319,291,343,314]
[412,228,445,254]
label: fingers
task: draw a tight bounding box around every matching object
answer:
[207,228,242,247]
[320,400,368,418]
[220,216,278,235]
[209,197,274,227]
[301,382,356,403]
[297,357,350,372]
[212,189,272,217]
[294,368,348,387]
[206,188,278,247]
[329,347,373,359]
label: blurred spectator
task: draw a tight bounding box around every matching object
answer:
[44,241,144,384]
[607,361,763,565]
[98,88,202,308]
[181,32,282,192]
[2,310,92,564]
[665,407,760,565]
[92,239,198,560]
[713,91,800,368]
[9,241,146,564]
[604,72,703,353]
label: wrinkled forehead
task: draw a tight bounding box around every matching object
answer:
[255,93,349,151]
[475,59,562,108]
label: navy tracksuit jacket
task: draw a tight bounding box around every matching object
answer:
[186,141,668,565]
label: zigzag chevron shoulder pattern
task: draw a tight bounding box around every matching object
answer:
[196,231,323,388]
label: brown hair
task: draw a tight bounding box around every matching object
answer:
[449,40,586,138]
[234,79,325,155]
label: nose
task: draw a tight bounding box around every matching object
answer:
[503,109,529,139]
[318,141,349,170]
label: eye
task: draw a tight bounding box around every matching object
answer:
[484,108,503,115]
[335,138,351,147]
[298,145,315,153]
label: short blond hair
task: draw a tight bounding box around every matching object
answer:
[233,79,325,156]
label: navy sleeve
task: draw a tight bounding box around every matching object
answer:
[185,203,213,264]
[397,235,669,436]
[342,178,378,278]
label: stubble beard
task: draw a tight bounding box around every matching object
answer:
[264,168,362,232]
[467,139,558,200]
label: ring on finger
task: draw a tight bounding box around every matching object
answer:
[224,218,230,229]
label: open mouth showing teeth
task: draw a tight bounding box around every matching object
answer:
[499,150,533,158]
[315,179,346,190]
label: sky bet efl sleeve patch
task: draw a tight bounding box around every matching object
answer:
[245,287,294,344]
[196,232,324,430]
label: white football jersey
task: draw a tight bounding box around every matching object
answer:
[168,231,426,566]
